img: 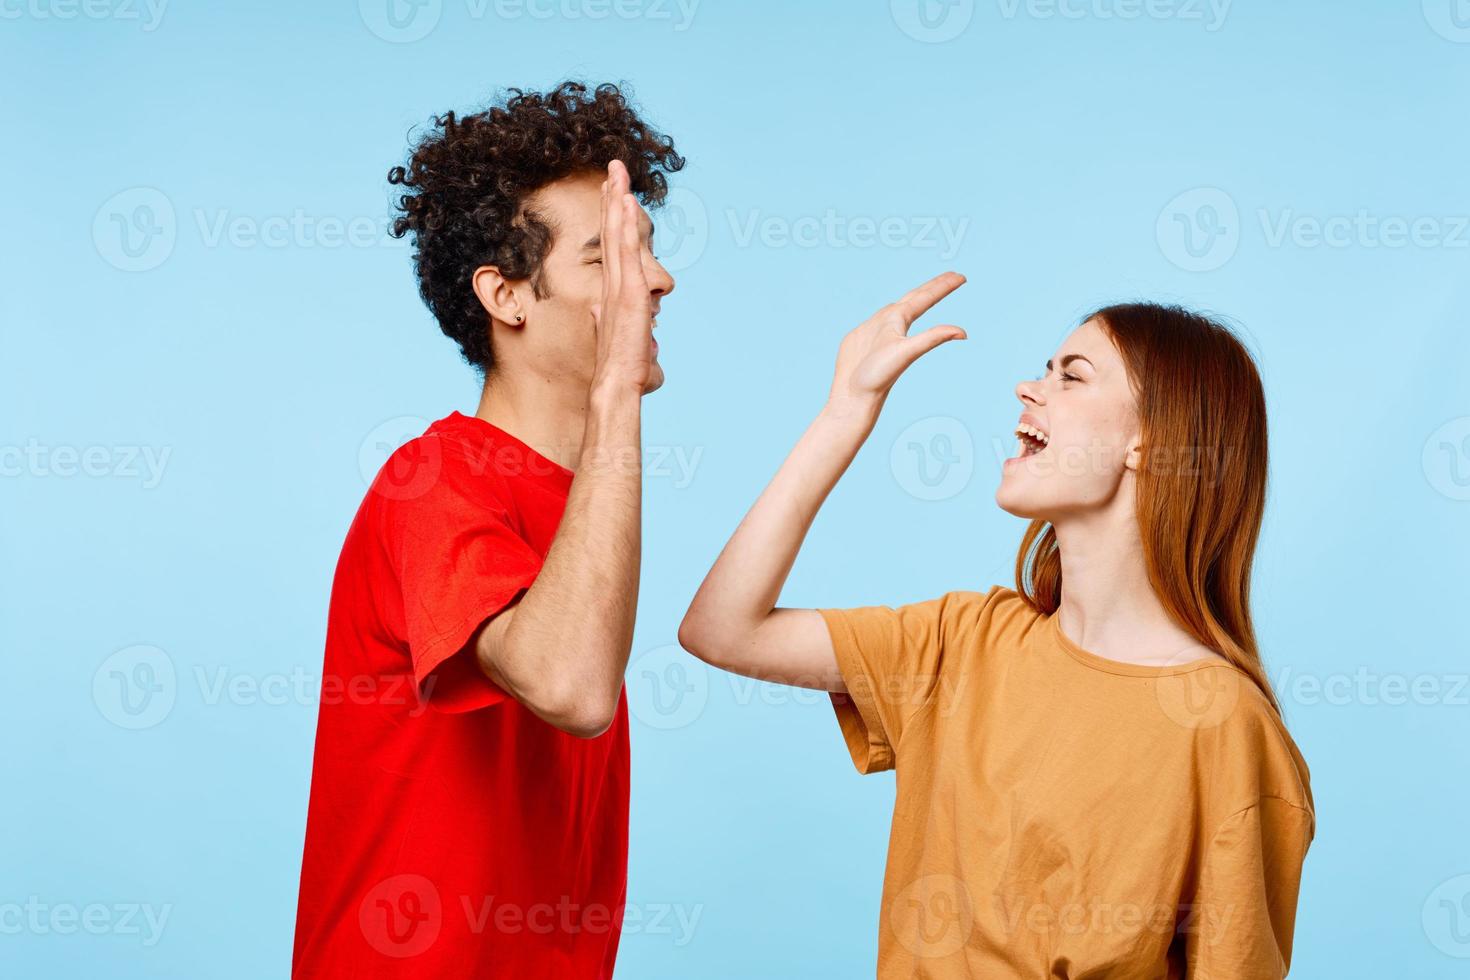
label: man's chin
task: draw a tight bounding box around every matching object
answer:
[642,362,665,395]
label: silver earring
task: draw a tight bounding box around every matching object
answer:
[514,314,523,324]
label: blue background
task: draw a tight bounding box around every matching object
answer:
[5,1,1469,976]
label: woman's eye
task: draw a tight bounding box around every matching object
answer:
[1061,372,1080,383]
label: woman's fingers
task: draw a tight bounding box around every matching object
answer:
[901,324,967,366]
[888,271,967,333]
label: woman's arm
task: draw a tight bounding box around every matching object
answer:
[677,272,967,692]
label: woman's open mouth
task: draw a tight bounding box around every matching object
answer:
[1013,422,1050,459]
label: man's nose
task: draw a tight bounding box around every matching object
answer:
[645,254,675,298]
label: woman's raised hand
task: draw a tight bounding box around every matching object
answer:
[826,271,968,415]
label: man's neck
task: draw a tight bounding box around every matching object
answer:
[474,367,591,472]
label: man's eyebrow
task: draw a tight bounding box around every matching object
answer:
[581,219,656,252]
[1044,354,1095,372]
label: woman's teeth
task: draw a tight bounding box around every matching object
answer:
[1014,423,1050,457]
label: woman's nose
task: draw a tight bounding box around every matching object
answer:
[1015,379,1044,406]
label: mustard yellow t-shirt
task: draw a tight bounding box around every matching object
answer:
[819,586,1314,979]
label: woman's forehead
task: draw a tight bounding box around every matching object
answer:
[1052,318,1116,367]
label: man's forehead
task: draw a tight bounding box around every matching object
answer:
[526,169,654,247]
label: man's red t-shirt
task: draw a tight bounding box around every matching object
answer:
[293,411,630,979]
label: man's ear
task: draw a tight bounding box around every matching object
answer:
[471,265,527,327]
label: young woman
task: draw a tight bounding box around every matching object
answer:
[678,272,1314,978]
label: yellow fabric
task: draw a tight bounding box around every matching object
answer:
[819,586,1314,979]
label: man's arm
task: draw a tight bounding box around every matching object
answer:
[472,161,651,737]
[678,272,968,692]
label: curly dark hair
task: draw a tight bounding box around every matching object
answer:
[388,81,685,371]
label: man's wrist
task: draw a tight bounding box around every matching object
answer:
[587,374,645,412]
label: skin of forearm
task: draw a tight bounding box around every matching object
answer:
[494,383,643,734]
[681,398,877,661]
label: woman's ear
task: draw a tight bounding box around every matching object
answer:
[1123,434,1144,472]
[471,265,527,327]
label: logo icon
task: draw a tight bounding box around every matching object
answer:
[1154,657,1242,731]
[627,644,709,730]
[1423,873,1470,957]
[1423,0,1470,42]
[890,0,975,43]
[1156,187,1240,272]
[891,416,974,501]
[653,187,709,273]
[1423,416,1470,501]
[360,0,442,42]
[93,188,176,272]
[93,645,177,729]
[360,416,440,501]
[359,874,443,958]
[890,874,974,957]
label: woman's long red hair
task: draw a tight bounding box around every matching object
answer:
[1014,303,1281,714]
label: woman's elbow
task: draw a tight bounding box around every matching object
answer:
[677,610,723,666]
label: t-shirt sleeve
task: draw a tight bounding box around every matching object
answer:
[1186,797,1314,979]
[383,448,545,714]
[818,588,999,774]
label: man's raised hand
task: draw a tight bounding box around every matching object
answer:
[591,159,654,394]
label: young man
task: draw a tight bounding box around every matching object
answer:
[292,82,682,978]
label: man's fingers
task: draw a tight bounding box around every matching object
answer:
[618,195,648,294]
[601,165,624,288]
[891,271,967,330]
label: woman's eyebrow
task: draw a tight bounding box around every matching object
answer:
[1044,354,1095,372]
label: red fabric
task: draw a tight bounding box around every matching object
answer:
[293,412,630,979]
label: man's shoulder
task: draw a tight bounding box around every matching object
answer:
[362,412,566,512]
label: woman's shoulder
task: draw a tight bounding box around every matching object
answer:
[1188,669,1315,826]
[923,585,1049,651]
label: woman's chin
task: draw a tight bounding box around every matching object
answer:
[994,477,1045,521]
